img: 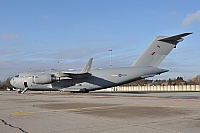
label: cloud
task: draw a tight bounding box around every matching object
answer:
[44,46,111,60]
[182,10,200,26]
[0,49,15,54]
[0,34,21,40]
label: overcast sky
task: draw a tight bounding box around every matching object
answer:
[0,0,200,80]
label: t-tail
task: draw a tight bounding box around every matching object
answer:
[132,33,192,67]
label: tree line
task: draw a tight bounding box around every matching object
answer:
[0,78,13,91]
[125,75,200,86]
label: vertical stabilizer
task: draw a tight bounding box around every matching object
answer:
[132,33,192,67]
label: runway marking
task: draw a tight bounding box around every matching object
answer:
[9,105,181,116]
[10,111,34,116]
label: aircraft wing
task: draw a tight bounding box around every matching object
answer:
[59,58,93,79]
[61,71,91,79]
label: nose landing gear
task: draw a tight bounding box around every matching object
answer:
[20,82,29,94]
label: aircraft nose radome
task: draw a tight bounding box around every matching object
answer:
[10,78,14,86]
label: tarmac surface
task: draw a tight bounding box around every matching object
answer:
[0,91,200,133]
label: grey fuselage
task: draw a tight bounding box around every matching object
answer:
[10,66,168,92]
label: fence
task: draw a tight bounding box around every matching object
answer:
[103,85,200,92]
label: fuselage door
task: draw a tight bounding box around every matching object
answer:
[24,82,28,88]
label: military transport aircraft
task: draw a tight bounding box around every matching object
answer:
[10,33,192,94]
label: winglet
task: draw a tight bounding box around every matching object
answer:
[158,33,192,44]
[81,58,93,73]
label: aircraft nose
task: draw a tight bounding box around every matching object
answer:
[10,78,15,86]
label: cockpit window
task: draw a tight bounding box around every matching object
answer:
[15,75,19,78]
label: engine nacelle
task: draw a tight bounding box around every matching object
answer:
[34,74,57,84]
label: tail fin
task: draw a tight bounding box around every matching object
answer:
[132,33,192,67]
[81,58,93,73]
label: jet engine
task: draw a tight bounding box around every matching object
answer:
[34,74,58,84]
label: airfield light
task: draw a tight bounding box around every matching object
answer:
[109,49,112,68]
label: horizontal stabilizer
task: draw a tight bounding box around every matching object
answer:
[158,33,192,44]
[141,74,156,78]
